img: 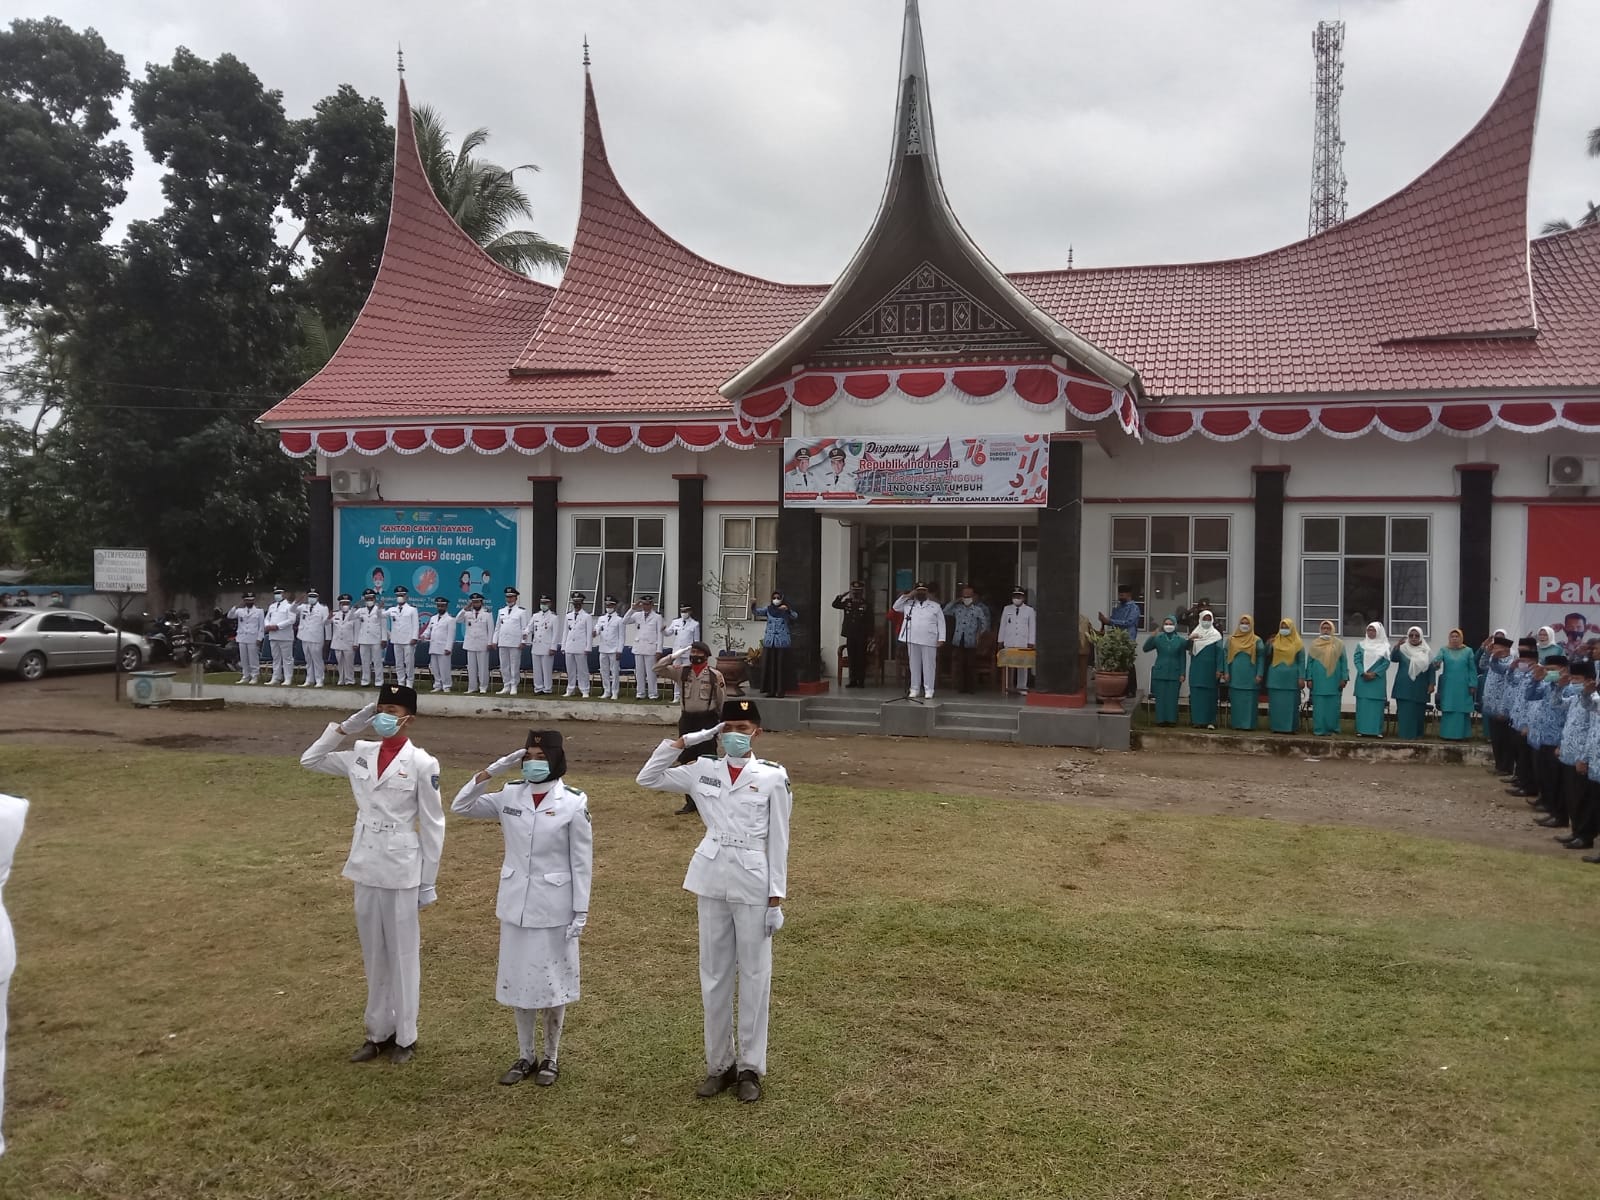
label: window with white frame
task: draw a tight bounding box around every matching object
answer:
[571,516,665,608]
[1110,515,1231,631]
[718,515,779,620]
[1300,514,1429,638]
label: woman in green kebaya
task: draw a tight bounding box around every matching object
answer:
[1187,610,1223,729]
[1142,616,1188,727]
[1389,626,1436,740]
[1225,615,1265,732]
[1264,618,1307,733]
[1305,620,1349,735]
[1353,622,1392,737]
[1432,628,1476,741]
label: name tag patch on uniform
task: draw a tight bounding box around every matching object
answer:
[356,757,368,768]
[502,806,523,817]
[698,775,720,786]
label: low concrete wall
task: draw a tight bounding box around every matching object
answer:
[1133,727,1492,764]
[197,684,677,725]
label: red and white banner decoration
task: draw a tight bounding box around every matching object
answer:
[1523,506,1600,647]
[277,421,781,459]
[1142,399,1600,444]
[733,362,1141,440]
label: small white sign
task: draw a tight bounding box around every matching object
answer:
[94,547,148,594]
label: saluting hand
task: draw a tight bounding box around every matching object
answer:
[340,701,378,735]
[680,721,724,750]
[487,749,526,777]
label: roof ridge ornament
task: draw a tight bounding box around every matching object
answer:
[904,79,923,157]
[397,43,405,77]
[582,34,590,70]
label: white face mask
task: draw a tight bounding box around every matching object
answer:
[340,604,349,611]
[1280,626,1292,636]
[1163,624,1175,633]
[962,597,974,606]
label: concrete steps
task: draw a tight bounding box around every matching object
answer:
[807,716,883,735]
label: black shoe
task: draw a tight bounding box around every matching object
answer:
[1565,837,1595,849]
[1506,788,1536,797]
[389,1042,416,1065]
[675,800,698,815]
[534,1058,559,1087]
[736,1069,762,1103]
[1535,815,1566,827]
[1583,852,1600,864]
[499,1057,536,1085]
[695,1066,737,1099]
[349,1038,390,1063]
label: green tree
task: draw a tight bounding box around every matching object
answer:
[1539,122,1600,235]
[411,103,567,274]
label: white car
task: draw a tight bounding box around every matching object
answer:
[0,607,151,681]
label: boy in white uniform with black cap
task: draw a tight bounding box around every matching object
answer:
[562,593,595,697]
[228,591,265,683]
[329,593,359,685]
[354,589,387,686]
[628,595,664,700]
[528,596,560,695]
[422,596,457,693]
[386,586,420,689]
[0,791,27,1156]
[296,588,331,687]
[459,593,494,694]
[452,730,592,1087]
[264,587,298,685]
[593,595,627,700]
[494,587,530,695]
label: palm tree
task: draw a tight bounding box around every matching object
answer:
[411,104,568,275]
[1540,123,1600,235]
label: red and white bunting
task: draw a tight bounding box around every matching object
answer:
[277,421,782,460]
[1141,399,1600,444]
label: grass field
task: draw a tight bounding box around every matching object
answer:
[2,744,1598,1199]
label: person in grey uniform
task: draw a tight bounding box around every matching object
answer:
[452,730,592,1087]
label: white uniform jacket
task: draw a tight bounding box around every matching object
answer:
[329,609,358,651]
[528,609,560,654]
[353,605,386,646]
[296,602,331,643]
[666,617,701,652]
[594,612,627,653]
[387,603,420,645]
[893,595,946,647]
[636,740,792,904]
[0,794,27,985]
[229,605,265,642]
[422,611,458,651]
[494,605,530,648]
[451,777,593,928]
[628,609,664,655]
[459,608,494,652]
[264,599,298,643]
[561,610,595,655]
[301,725,446,891]
[998,603,1037,648]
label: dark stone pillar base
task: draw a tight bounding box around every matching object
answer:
[776,499,823,687]
[1032,436,1086,701]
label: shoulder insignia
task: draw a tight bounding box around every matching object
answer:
[581,805,592,823]
[430,774,440,790]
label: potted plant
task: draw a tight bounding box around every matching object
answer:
[701,570,754,693]
[1091,626,1136,711]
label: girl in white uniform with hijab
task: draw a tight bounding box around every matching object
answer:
[453,730,592,1087]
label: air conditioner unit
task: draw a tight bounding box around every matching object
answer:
[1547,456,1600,487]
[330,467,377,497]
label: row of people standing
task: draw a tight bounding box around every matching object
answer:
[1142,612,1479,739]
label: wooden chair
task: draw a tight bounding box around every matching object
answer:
[837,635,884,687]
[973,631,999,691]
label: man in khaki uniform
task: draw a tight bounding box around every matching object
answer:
[658,640,726,815]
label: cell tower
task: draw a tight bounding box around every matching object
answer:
[1308,20,1349,236]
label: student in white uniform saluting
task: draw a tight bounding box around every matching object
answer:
[354,588,387,686]
[452,730,592,1087]
[0,792,27,1157]
[329,593,359,686]
[296,588,331,687]
[628,595,665,700]
[527,596,560,695]
[386,586,421,689]
[263,586,298,685]
[998,587,1038,695]
[422,596,457,693]
[458,592,494,694]
[562,593,595,697]
[228,591,265,683]
[300,683,445,1064]
[593,595,627,700]
[494,587,530,695]
[635,698,793,1104]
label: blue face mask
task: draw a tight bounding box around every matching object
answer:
[521,759,551,783]
[372,712,402,738]
[720,731,753,758]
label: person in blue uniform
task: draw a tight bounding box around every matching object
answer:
[1353,623,1392,737]
[1186,610,1223,729]
[1264,618,1307,733]
[1142,616,1188,726]
[1389,627,1436,740]
[1224,615,1264,731]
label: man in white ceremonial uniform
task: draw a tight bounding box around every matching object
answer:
[422,596,457,693]
[263,587,298,685]
[452,730,592,1087]
[593,595,627,700]
[329,593,359,686]
[998,587,1038,695]
[300,683,444,1064]
[494,587,530,695]
[527,595,560,695]
[354,589,387,686]
[386,586,420,689]
[665,605,701,703]
[893,581,946,701]
[459,592,494,694]
[228,591,265,683]
[562,593,596,697]
[0,792,28,1156]
[627,595,665,700]
[635,698,792,1103]
[296,588,331,687]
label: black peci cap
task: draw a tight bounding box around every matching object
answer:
[469,591,484,600]
[378,682,418,714]
[721,697,761,724]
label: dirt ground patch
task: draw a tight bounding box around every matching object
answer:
[0,671,1563,856]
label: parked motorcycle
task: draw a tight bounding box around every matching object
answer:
[190,609,238,671]
[144,609,192,663]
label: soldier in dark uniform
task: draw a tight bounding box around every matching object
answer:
[832,581,873,689]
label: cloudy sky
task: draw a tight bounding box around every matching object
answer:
[12,0,1598,283]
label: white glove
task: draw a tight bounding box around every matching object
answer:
[566,912,588,939]
[417,885,437,910]
[487,749,526,777]
[681,722,724,748]
[672,646,693,661]
[340,701,378,735]
[764,906,784,937]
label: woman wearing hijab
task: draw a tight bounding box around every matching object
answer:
[751,592,799,698]
[1305,620,1349,735]
[1265,618,1307,733]
[452,730,593,1088]
[1389,627,1436,739]
[1224,615,1265,731]
[1354,622,1392,737]
[1433,629,1477,741]
[1142,616,1188,727]
[1536,625,1562,663]
[1186,611,1223,729]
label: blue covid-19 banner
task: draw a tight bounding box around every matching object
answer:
[337,506,518,603]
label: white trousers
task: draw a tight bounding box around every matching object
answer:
[239,639,261,678]
[564,652,589,696]
[0,978,8,1156]
[636,655,660,698]
[466,650,492,692]
[907,642,938,696]
[697,895,772,1077]
[358,643,381,685]
[513,1005,565,1065]
[300,640,325,684]
[531,652,555,693]
[353,883,421,1047]
[269,640,295,683]
[335,647,356,684]
[393,644,416,687]
[598,652,621,697]
[1006,666,1031,692]
[497,646,521,692]
[429,653,452,690]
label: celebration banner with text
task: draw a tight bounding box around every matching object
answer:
[1523,505,1600,652]
[781,435,1049,506]
[337,506,518,603]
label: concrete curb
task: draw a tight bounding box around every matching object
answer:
[194,684,678,725]
[1133,727,1492,764]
